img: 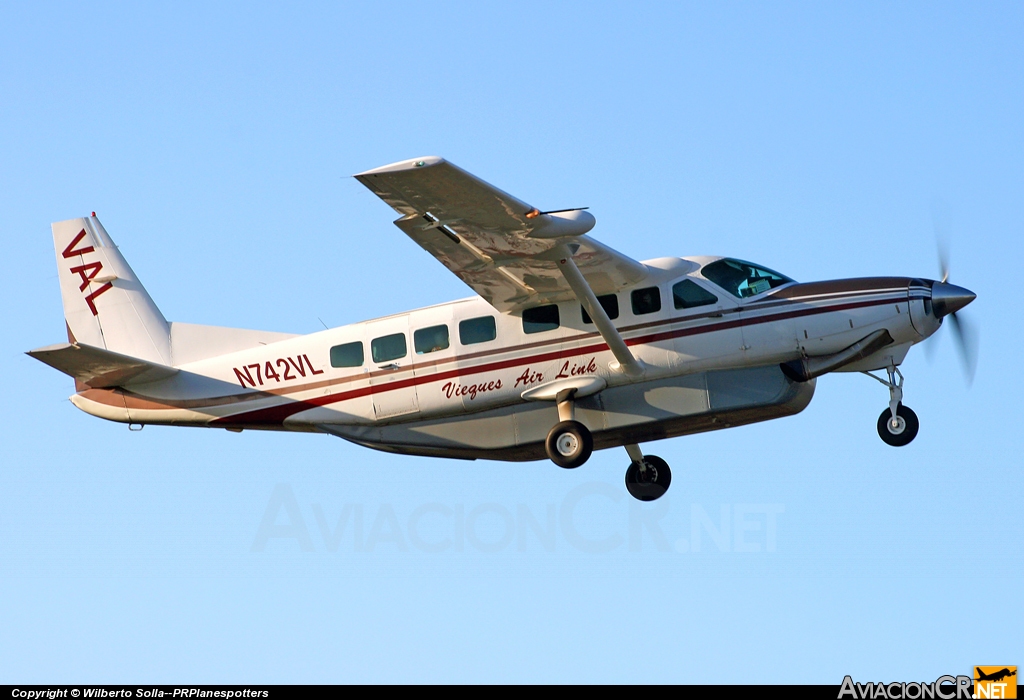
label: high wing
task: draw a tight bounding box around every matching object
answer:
[354,157,648,312]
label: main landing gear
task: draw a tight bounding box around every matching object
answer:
[543,390,672,500]
[544,389,595,469]
[864,365,919,447]
[624,443,671,501]
[545,420,593,469]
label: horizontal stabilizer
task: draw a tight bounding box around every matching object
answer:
[27,342,178,388]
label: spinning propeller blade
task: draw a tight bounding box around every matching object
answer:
[946,307,978,384]
[927,232,978,384]
[937,238,950,284]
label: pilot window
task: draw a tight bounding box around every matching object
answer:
[414,324,450,354]
[329,341,364,368]
[581,294,619,324]
[522,304,560,334]
[631,286,661,315]
[371,333,407,363]
[672,279,718,309]
[459,316,496,345]
[701,258,794,298]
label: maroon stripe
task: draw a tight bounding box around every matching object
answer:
[764,277,914,299]
[213,295,902,426]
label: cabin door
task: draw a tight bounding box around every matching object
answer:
[365,315,419,420]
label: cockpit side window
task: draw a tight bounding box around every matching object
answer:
[672,279,718,309]
[701,258,794,298]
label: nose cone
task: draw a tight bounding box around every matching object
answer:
[931,282,976,318]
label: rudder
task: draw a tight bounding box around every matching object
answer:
[52,214,171,365]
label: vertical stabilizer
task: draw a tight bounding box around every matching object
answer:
[52,215,171,365]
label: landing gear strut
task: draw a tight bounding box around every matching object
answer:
[864,365,919,447]
[542,392,672,498]
[624,444,672,501]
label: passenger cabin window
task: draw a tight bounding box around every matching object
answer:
[371,333,407,363]
[522,305,560,334]
[459,316,496,345]
[414,324,450,354]
[701,258,794,298]
[631,286,662,315]
[581,294,619,324]
[330,341,364,368]
[673,279,718,309]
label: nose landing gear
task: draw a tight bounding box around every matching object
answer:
[876,403,919,447]
[864,364,920,447]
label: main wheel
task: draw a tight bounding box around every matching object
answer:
[625,455,672,501]
[876,403,919,447]
[545,420,593,469]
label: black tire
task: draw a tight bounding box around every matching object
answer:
[876,403,919,447]
[625,455,672,501]
[545,420,594,469]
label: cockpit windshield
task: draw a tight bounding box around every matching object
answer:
[701,258,794,298]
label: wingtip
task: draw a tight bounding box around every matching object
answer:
[27,342,77,359]
[354,156,445,177]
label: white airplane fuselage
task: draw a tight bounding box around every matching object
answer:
[67,254,941,461]
[34,159,977,500]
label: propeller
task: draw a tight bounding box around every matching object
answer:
[928,236,978,384]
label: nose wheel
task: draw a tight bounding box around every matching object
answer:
[877,403,919,446]
[864,364,919,447]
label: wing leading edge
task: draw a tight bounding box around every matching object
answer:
[354,157,647,312]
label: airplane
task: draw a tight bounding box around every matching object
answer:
[28,156,977,501]
[975,668,1016,683]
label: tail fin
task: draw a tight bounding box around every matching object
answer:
[52,215,171,365]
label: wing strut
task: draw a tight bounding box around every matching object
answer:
[553,244,645,377]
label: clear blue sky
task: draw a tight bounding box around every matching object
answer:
[2,1,1021,683]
